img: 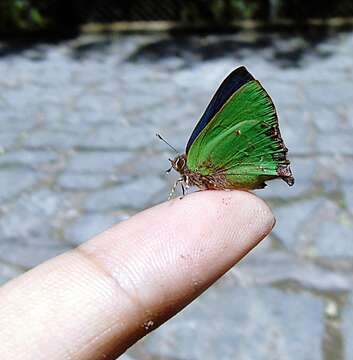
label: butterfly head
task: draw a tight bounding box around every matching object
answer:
[169,154,187,175]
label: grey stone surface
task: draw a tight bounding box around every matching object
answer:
[1,31,353,359]
[273,198,324,251]
[0,168,38,202]
[274,199,353,258]
[277,108,316,156]
[309,201,353,259]
[312,106,353,132]
[316,132,353,156]
[317,156,353,186]
[23,130,82,149]
[142,286,324,360]
[0,132,19,151]
[343,294,353,360]
[64,213,125,245]
[233,251,352,292]
[0,189,64,241]
[57,172,107,190]
[78,125,154,150]
[343,184,353,215]
[305,82,353,107]
[0,149,58,167]
[66,151,133,173]
[0,240,70,269]
[84,176,165,211]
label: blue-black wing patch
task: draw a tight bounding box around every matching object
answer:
[185,66,254,153]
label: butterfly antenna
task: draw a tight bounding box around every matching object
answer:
[156,133,179,154]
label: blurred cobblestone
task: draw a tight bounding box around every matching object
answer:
[232,251,352,293]
[0,168,38,202]
[1,31,353,359]
[140,287,324,360]
[273,198,325,251]
[64,213,122,245]
[343,294,353,360]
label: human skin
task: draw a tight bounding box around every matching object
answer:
[0,190,274,360]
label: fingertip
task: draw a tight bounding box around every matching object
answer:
[150,190,275,289]
[167,189,275,244]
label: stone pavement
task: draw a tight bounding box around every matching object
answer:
[0,31,353,359]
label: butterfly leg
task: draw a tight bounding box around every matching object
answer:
[179,175,192,199]
[180,183,185,197]
[185,176,191,190]
[168,178,184,200]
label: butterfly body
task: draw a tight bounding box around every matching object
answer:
[170,154,230,190]
[169,66,294,195]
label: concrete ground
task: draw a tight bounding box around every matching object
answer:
[0,30,353,359]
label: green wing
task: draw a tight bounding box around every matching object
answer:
[186,80,293,189]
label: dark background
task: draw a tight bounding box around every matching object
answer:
[2,0,353,35]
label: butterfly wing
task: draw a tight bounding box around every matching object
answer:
[186,66,254,153]
[186,76,294,189]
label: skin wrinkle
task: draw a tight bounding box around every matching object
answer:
[61,254,140,360]
[68,249,155,360]
[74,246,148,325]
[80,230,155,307]
[76,224,199,350]
[85,235,177,316]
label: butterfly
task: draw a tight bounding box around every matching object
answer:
[160,66,294,198]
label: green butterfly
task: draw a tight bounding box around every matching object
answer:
[164,66,294,196]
